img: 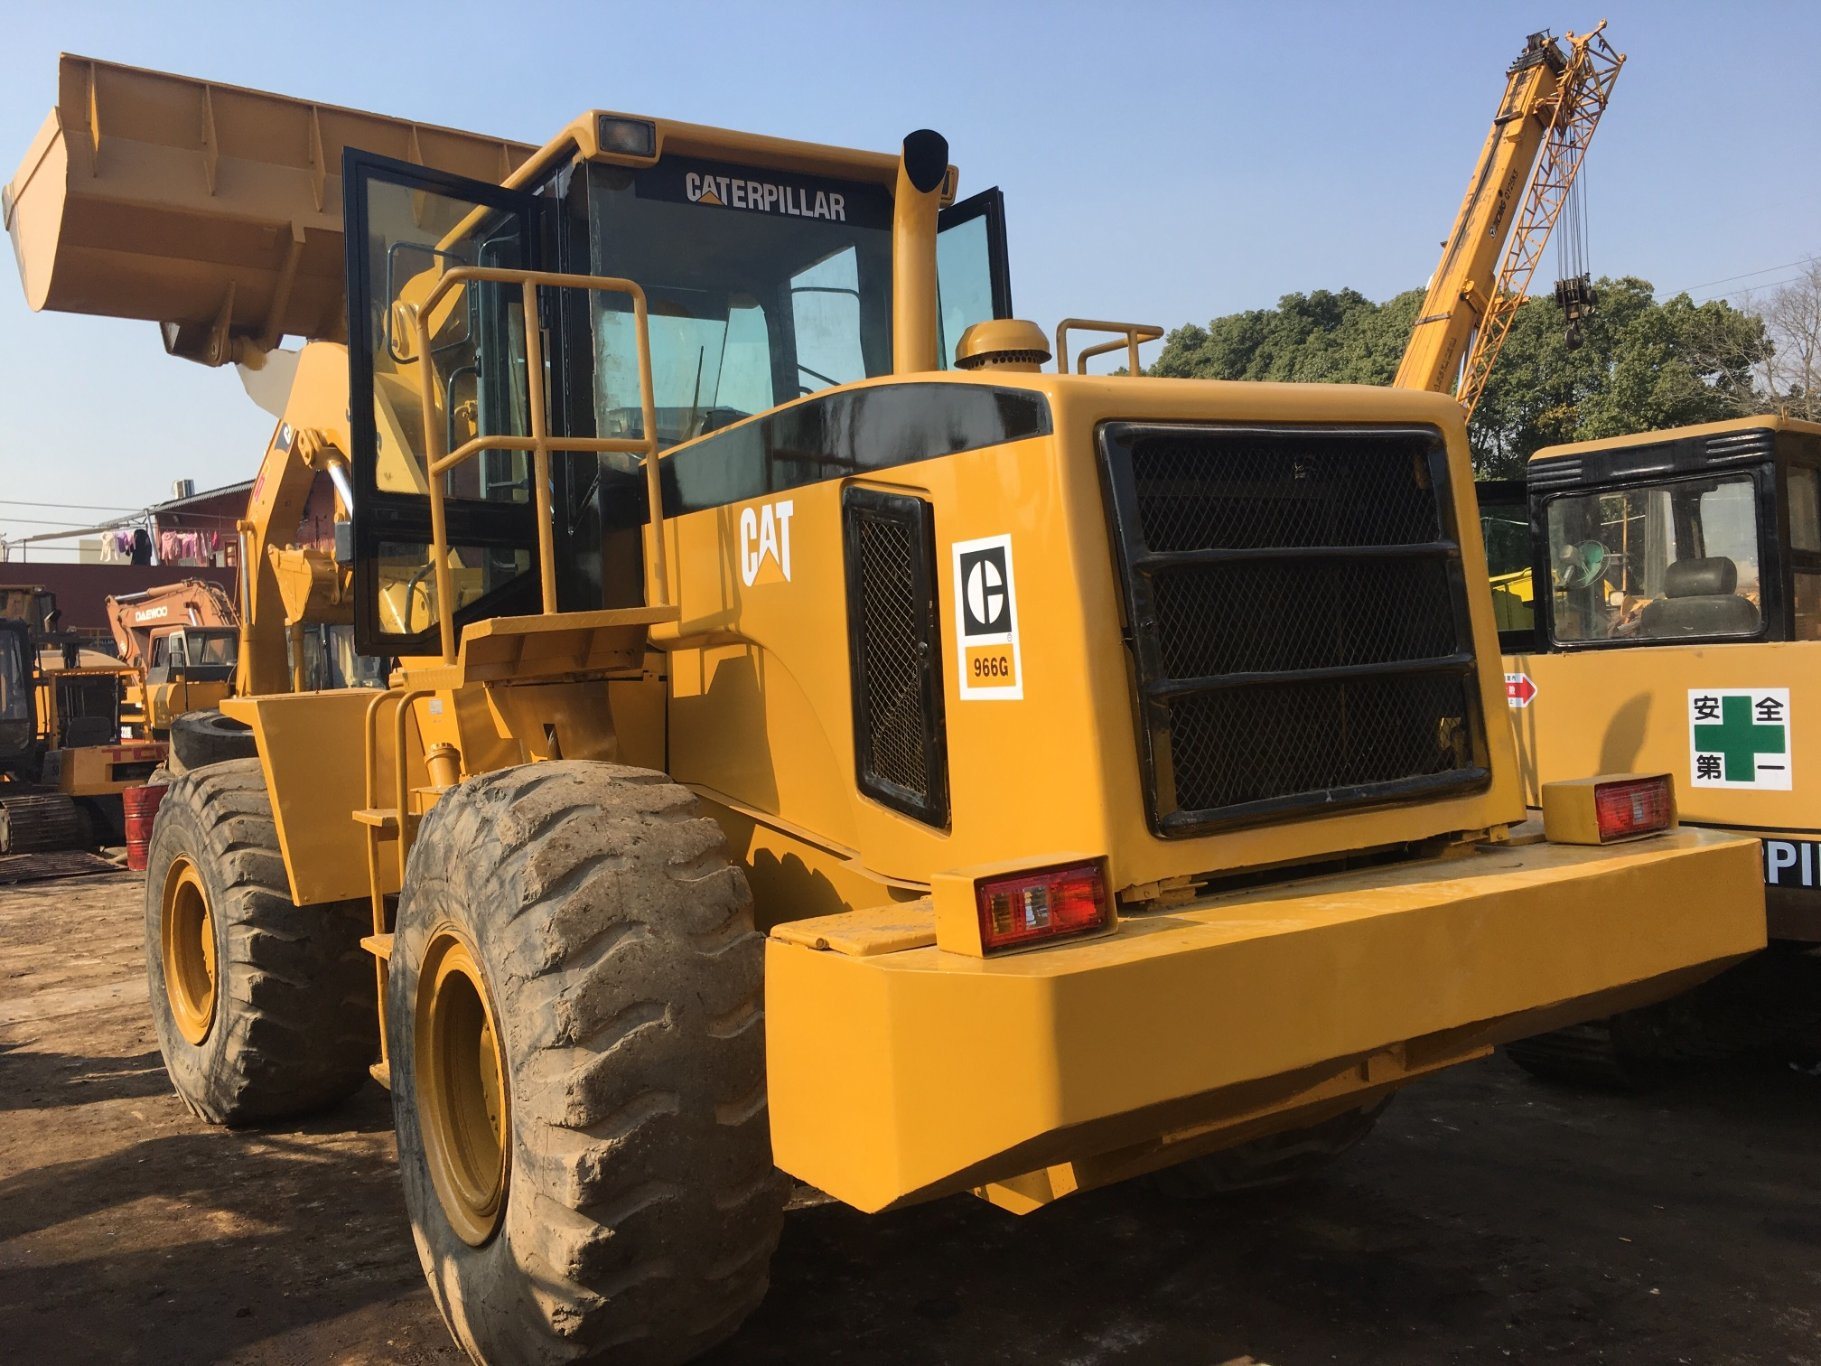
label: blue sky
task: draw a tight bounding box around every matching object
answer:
[3,0,1817,555]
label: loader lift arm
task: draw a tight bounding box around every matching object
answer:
[1394,23,1624,418]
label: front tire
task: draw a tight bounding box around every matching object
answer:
[143,759,376,1124]
[389,761,788,1366]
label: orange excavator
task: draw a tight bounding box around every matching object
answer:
[105,578,238,735]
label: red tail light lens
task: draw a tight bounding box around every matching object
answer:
[975,860,1110,953]
[1594,776,1675,841]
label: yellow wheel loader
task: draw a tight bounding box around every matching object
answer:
[0,587,163,851]
[1495,416,1821,1082]
[7,56,1768,1364]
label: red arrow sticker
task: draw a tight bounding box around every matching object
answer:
[1505,672,1537,708]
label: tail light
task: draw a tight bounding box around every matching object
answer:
[976,860,1110,953]
[1593,776,1675,841]
[1541,772,1677,845]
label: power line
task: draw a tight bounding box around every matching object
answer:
[0,514,138,530]
[1691,273,1810,306]
[0,498,144,513]
[1675,257,1815,295]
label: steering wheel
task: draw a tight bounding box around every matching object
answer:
[1554,539,1609,592]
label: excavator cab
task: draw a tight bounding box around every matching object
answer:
[146,627,239,684]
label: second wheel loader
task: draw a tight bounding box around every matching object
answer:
[7,55,1769,1364]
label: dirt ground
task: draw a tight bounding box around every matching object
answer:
[2,869,1818,1366]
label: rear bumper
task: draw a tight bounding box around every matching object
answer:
[765,827,1764,1214]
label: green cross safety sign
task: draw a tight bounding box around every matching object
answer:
[1688,688,1792,791]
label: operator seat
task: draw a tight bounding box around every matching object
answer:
[1636,556,1760,637]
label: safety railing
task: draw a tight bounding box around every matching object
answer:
[1055,318,1164,376]
[410,265,666,664]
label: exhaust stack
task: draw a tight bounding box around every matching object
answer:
[891,129,948,374]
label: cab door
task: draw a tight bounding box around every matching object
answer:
[343,150,553,657]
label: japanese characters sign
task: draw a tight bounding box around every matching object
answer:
[1688,688,1791,791]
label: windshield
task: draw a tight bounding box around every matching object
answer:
[587,157,894,449]
[0,631,27,722]
[1545,474,1764,644]
[181,631,237,667]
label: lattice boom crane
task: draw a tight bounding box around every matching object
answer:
[1395,23,1624,418]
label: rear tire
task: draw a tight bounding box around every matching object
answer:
[1154,1097,1391,1198]
[143,759,376,1124]
[168,710,257,774]
[1505,1020,1666,1090]
[388,761,788,1366]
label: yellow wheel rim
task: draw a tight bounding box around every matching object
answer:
[417,929,510,1246]
[160,856,217,1046]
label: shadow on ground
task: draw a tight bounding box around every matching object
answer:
[710,1055,1821,1365]
[0,1082,446,1365]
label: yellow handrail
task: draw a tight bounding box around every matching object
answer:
[410,265,664,664]
[1055,318,1163,377]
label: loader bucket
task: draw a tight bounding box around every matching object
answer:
[3,55,534,362]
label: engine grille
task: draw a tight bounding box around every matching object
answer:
[843,488,948,826]
[1099,422,1488,835]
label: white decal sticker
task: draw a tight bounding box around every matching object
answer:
[1689,688,1791,790]
[739,499,795,587]
[1764,839,1821,889]
[952,534,1022,700]
[684,170,847,221]
[1505,672,1537,708]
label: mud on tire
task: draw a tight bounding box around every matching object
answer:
[389,761,789,1366]
[143,758,376,1125]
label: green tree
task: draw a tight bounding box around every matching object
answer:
[1151,277,1768,477]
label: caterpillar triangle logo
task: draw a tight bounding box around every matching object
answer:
[952,534,1022,700]
[697,189,722,206]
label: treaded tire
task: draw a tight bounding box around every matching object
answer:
[1153,1097,1392,1198]
[389,761,788,1366]
[143,758,376,1124]
[169,710,258,774]
[1505,1020,1666,1091]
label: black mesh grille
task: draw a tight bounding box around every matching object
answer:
[1151,558,1457,678]
[855,517,928,794]
[1100,422,1487,834]
[1131,432,1443,550]
[844,489,947,825]
[1167,674,1477,815]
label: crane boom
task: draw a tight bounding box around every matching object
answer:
[1395,24,1624,416]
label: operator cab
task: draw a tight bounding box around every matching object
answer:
[344,116,1010,657]
[1501,417,1821,652]
[146,626,238,684]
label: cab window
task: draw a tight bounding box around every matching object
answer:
[1788,464,1821,639]
[587,158,894,449]
[1545,474,1764,644]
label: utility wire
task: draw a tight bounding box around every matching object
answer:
[0,498,144,513]
[1691,273,1811,306]
[0,515,139,529]
[1676,257,1815,294]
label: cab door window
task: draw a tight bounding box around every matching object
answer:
[936,188,1011,368]
[345,151,547,655]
